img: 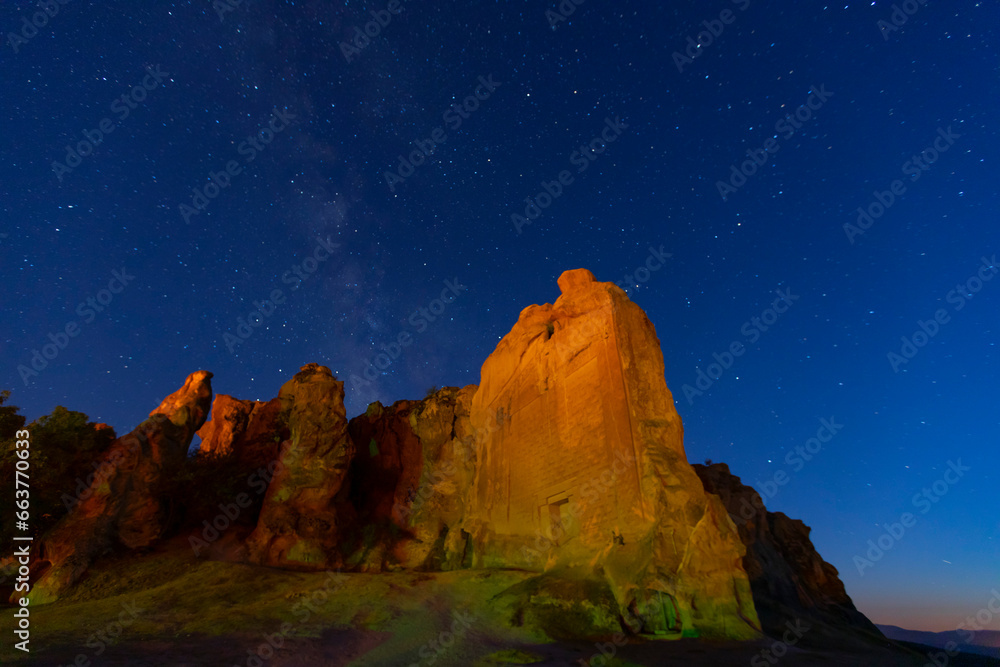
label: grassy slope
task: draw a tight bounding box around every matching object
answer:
[1,540,559,666]
[2,540,984,667]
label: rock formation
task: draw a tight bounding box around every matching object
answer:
[196,394,283,469]
[244,363,354,570]
[19,268,882,648]
[464,269,760,639]
[25,371,213,604]
[345,386,477,571]
[694,462,882,643]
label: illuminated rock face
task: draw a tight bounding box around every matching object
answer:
[19,275,877,644]
[26,371,214,604]
[197,394,283,469]
[468,268,670,550]
[245,364,354,570]
[465,269,760,638]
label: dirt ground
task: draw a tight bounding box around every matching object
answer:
[7,631,998,667]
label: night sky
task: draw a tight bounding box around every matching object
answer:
[2,0,997,633]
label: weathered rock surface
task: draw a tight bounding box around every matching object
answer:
[25,371,213,604]
[18,267,884,646]
[464,269,760,639]
[244,364,354,570]
[693,462,882,643]
[197,394,283,468]
[345,386,477,571]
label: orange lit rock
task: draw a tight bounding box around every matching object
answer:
[197,394,283,469]
[93,423,115,436]
[244,364,354,570]
[464,269,760,639]
[197,394,255,455]
[26,371,214,604]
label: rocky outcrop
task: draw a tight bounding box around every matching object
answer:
[26,371,213,604]
[244,364,354,570]
[693,462,882,643]
[345,386,477,571]
[197,394,283,468]
[16,267,884,646]
[347,399,421,530]
[403,386,478,569]
[463,269,760,639]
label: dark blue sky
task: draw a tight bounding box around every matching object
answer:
[2,0,997,632]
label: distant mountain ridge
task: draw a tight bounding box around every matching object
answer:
[877,624,1000,658]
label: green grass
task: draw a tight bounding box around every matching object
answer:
[0,544,547,664]
[0,544,744,666]
[474,648,547,664]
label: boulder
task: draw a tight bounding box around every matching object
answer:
[244,364,354,570]
[25,371,213,604]
[693,462,882,643]
[464,269,760,639]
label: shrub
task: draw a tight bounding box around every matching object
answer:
[0,402,115,542]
